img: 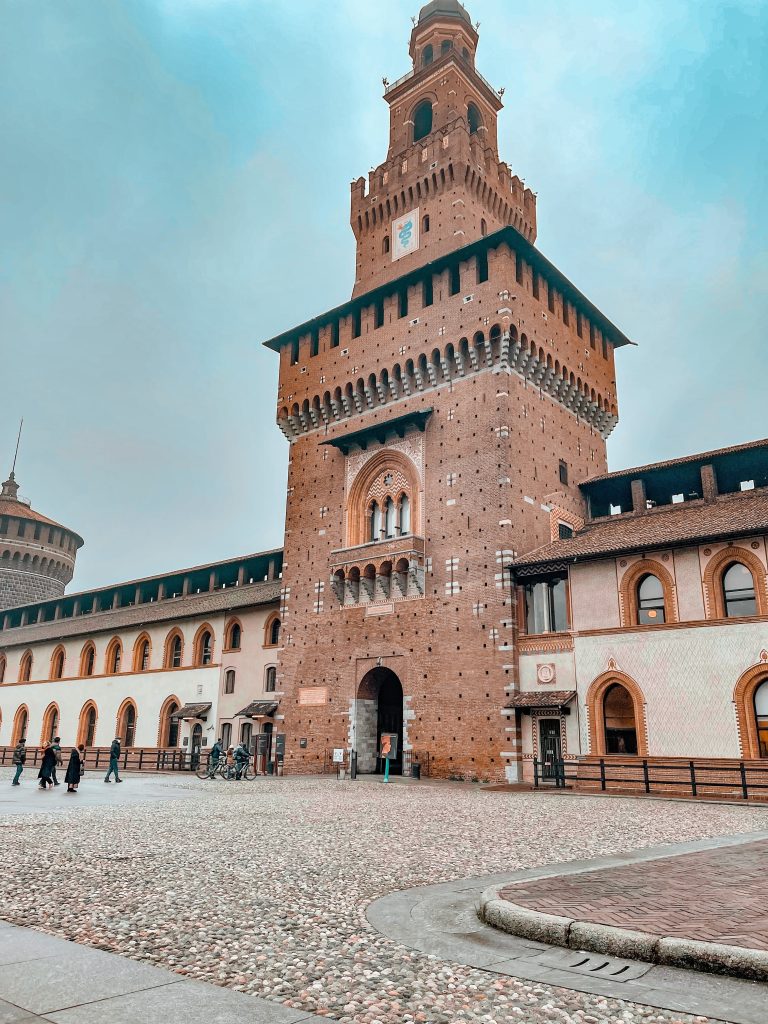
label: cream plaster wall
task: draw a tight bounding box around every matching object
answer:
[570,561,619,631]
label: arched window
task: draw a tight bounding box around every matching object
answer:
[422,214,430,233]
[637,574,665,624]
[41,703,59,744]
[399,494,411,535]
[265,666,277,693]
[80,642,95,677]
[754,679,768,758]
[722,563,757,617]
[117,701,137,747]
[0,654,5,684]
[421,44,433,66]
[603,683,638,754]
[440,39,452,55]
[413,99,433,143]
[384,497,396,539]
[370,501,382,542]
[221,722,232,749]
[382,235,390,254]
[105,638,122,675]
[265,615,281,647]
[240,721,252,747]
[194,626,214,666]
[467,102,482,135]
[133,635,151,672]
[12,705,28,744]
[18,651,32,683]
[224,669,235,694]
[166,631,183,669]
[159,698,180,747]
[50,647,65,680]
[79,702,97,747]
[226,620,242,651]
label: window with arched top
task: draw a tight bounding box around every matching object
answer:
[224,669,235,694]
[422,214,430,233]
[422,44,433,66]
[722,562,757,617]
[117,700,137,747]
[603,682,638,754]
[133,634,151,673]
[12,705,28,744]
[50,647,65,680]
[382,235,390,254]
[165,630,183,669]
[467,102,482,135]
[754,679,768,758]
[41,703,59,745]
[440,39,452,55]
[225,620,242,651]
[18,650,32,683]
[413,99,433,143]
[369,501,382,542]
[384,496,396,539]
[636,574,665,624]
[265,666,277,693]
[78,702,97,747]
[193,626,214,666]
[480,218,487,236]
[264,615,281,648]
[165,702,180,747]
[80,642,95,677]
[105,638,122,675]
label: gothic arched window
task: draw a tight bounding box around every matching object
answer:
[413,100,433,143]
[370,501,382,542]
[384,497,396,539]
[637,574,665,624]
[467,102,482,135]
[399,494,411,535]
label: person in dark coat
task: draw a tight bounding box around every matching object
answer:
[38,743,56,789]
[11,739,26,786]
[65,745,85,793]
[51,736,62,787]
[104,737,122,783]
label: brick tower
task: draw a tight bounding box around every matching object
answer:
[265,0,630,782]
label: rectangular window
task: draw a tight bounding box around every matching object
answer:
[515,253,523,284]
[559,460,569,485]
[289,337,300,366]
[589,322,596,349]
[374,299,384,328]
[532,271,539,299]
[476,250,488,283]
[423,276,433,307]
[602,335,609,359]
[524,577,569,634]
[558,522,574,539]
[398,289,408,318]
[562,299,569,326]
[449,265,461,295]
[548,283,556,313]
[576,311,583,338]
[330,320,339,348]
[352,309,361,338]
[310,329,319,357]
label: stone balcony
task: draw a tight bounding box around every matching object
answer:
[329,535,426,605]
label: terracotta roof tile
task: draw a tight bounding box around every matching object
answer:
[505,691,576,709]
[514,488,768,571]
[0,498,81,541]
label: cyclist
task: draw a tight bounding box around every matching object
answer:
[209,737,223,777]
[233,741,250,780]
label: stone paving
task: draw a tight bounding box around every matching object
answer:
[1,771,768,1024]
[501,839,768,951]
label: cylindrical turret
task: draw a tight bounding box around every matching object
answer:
[0,472,83,611]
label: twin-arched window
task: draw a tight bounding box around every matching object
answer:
[368,494,410,542]
[722,562,757,617]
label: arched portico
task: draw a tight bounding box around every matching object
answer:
[354,666,404,774]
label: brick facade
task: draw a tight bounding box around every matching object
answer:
[266,3,628,782]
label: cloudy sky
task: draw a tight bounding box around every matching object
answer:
[1,0,766,590]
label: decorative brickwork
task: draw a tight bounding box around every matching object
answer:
[702,544,768,619]
[618,557,678,627]
[733,662,768,759]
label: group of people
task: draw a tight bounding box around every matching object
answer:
[210,738,250,778]
[12,737,86,793]
[11,736,124,793]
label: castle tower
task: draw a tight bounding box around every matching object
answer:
[265,2,630,782]
[0,471,83,611]
[351,0,536,296]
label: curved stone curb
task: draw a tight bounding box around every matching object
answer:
[479,883,768,983]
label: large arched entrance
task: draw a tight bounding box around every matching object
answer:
[355,667,404,775]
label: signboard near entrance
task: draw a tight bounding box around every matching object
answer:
[274,734,286,763]
[379,733,398,760]
[255,733,270,757]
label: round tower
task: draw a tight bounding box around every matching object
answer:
[0,471,83,611]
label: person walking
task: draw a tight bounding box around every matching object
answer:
[104,737,122,783]
[51,736,63,787]
[210,737,223,777]
[38,743,56,790]
[65,745,85,793]
[11,739,26,786]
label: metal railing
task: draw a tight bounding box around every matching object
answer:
[323,749,430,778]
[533,757,768,801]
[1,745,201,773]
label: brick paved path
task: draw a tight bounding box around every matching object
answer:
[501,839,768,951]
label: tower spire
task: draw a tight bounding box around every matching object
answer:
[2,419,23,501]
[11,417,23,475]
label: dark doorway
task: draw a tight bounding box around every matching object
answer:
[190,723,203,770]
[539,719,562,780]
[603,683,638,754]
[376,670,404,775]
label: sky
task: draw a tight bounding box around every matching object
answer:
[1,0,766,591]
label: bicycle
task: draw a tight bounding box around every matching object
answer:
[196,757,228,780]
[222,756,254,781]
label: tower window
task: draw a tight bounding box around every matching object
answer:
[422,214,430,233]
[559,460,569,485]
[423,276,433,307]
[449,265,460,295]
[310,329,319,357]
[289,337,299,366]
[382,235,390,254]
[422,44,433,67]
[467,103,482,135]
[331,320,339,349]
[413,100,433,143]
[441,39,453,56]
[398,290,408,318]
[476,250,488,283]
[480,218,487,237]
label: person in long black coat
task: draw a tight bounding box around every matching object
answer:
[38,744,56,789]
[65,745,84,793]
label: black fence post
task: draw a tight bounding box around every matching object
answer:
[689,760,697,797]
[642,759,650,793]
[599,758,606,791]
[533,759,539,788]
[740,761,749,800]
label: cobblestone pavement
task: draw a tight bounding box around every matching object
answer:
[1,773,767,1024]
[501,838,768,951]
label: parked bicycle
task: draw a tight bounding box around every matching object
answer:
[196,756,254,781]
